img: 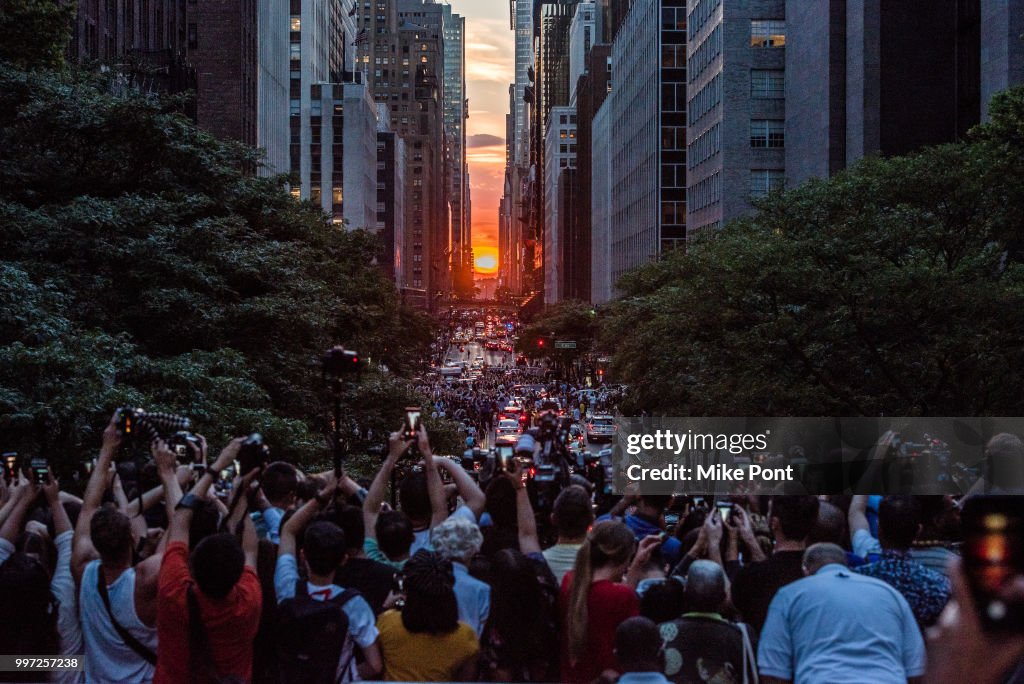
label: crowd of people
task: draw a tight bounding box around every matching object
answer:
[1,402,1023,683]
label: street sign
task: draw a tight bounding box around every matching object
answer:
[554,340,577,349]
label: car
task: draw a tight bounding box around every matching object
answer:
[586,415,617,443]
[496,419,521,438]
[439,363,463,378]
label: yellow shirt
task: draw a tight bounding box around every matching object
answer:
[376,609,480,682]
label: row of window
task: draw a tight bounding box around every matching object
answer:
[688,122,720,170]
[688,72,721,127]
[688,0,721,40]
[688,171,721,211]
[688,23,721,83]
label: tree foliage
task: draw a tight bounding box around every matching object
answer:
[0,62,440,468]
[603,87,1024,417]
[0,0,73,71]
[516,300,599,382]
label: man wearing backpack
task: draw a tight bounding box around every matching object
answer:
[152,437,263,684]
[275,482,382,683]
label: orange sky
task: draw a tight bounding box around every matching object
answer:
[448,0,514,262]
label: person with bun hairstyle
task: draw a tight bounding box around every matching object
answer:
[560,520,662,683]
[375,550,479,682]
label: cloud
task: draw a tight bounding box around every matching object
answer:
[467,133,504,148]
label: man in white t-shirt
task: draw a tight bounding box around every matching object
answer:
[277,489,382,681]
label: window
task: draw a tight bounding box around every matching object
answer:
[333,187,343,204]
[751,69,784,98]
[290,16,300,31]
[289,99,300,115]
[750,169,785,197]
[750,120,784,148]
[751,20,785,48]
[290,43,300,60]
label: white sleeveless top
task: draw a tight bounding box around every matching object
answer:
[79,560,157,684]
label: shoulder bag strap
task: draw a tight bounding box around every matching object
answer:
[95,565,157,665]
[736,622,758,684]
[331,588,362,684]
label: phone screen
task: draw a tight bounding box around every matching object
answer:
[2,453,17,481]
[716,502,733,523]
[497,445,514,471]
[405,407,422,439]
[962,496,1024,632]
[30,459,48,485]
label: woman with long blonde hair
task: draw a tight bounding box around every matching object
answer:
[560,520,662,683]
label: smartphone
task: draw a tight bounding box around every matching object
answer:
[2,453,18,483]
[83,459,96,475]
[962,496,1024,632]
[404,407,422,440]
[496,444,515,472]
[716,501,734,524]
[30,458,49,485]
[692,496,706,509]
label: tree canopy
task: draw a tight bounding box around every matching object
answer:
[603,87,1024,417]
[0,60,444,466]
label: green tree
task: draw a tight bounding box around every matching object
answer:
[604,87,1024,417]
[0,61,434,471]
[0,0,73,71]
[517,300,598,382]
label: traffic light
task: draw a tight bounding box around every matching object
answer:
[538,339,544,348]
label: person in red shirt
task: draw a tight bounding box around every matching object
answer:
[560,520,662,683]
[153,437,263,684]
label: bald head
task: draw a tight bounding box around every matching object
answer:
[685,559,727,613]
[803,543,848,575]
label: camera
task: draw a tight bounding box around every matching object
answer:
[167,432,200,462]
[322,346,363,377]
[30,458,49,485]
[238,433,270,476]
[115,407,192,444]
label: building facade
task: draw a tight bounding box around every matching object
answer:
[686,0,785,236]
[544,106,578,303]
[601,0,687,293]
[591,95,613,304]
[442,6,471,292]
[981,0,1024,121]
[377,128,407,282]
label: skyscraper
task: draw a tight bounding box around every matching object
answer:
[786,0,988,186]
[288,0,355,196]
[544,106,577,302]
[441,5,471,294]
[686,0,785,236]
[981,0,1024,121]
[598,0,687,294]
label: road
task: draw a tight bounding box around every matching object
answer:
[443,340,610,459]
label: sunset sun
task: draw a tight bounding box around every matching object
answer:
[474,246,499,275]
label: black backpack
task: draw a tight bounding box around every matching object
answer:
[276,580,361,684]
